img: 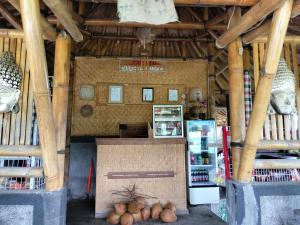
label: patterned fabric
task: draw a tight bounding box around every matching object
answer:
[244,70,252,127]
[118,0,178,25]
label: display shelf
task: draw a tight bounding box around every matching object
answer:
[191,164,214,167]
[154,117,182,122]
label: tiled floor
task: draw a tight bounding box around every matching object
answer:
[67,200,227,225]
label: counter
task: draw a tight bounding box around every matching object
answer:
[95,138,188,218]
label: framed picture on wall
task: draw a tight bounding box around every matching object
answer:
[168,89,179,102]
[80,85,95,100]
[108,85,123,104]
[142,87,154,102]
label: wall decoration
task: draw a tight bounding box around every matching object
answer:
[142,87,154,102]
[80,85,95,100]
[168,89,179,102]
[108,85,123,104]
[80,104,94,118]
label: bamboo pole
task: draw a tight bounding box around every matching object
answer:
[227,7,245,179]
[80,0,259,6]
[253,35,300,44]
[242,20,271,44]
[0,29,24,38]
[0,167,43,178]
[0,145,42,156]
[208,42,216,119]
[0,2,22,30]
[7,0,57,41]
[52,32,71,188]
[20,0,60,191]
[258,140,300,150]
[254,159,300,169]
[237,0,294,182]
[43,0,83,42]
[216,0,284,48]
[48,17,227,30]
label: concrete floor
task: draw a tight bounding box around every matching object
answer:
[67,200,227,225]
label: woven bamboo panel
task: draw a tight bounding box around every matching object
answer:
[252,42,300,141]
[95,142,187,218]
[72,58,208,136]
[0,37,34,145]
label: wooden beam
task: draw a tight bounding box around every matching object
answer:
[255,159,300,169]
[216,0,285,48]
[237,0,294,182]
[52,32,71,188]
[43,0,83,42]
[242,20,271,44]
[0,2,22,30]
[7,0,57,41]
[227,7,245,179]
[48,17,227,30]
[258,140,300,150]
[291,0,300,17]
[0,145,42,157]
[20,0,60,191]
[78,0,259,6]
[207,13,227,26]
[0,167,44,178]
[78,1,86,16]
[186,7,203,23]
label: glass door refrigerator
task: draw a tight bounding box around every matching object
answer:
[186,120,220,205]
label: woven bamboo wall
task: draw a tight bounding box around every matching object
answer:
[72,57,208,136]
[95,142,187,218]
[252,42,300,141]
[0,37,34,145]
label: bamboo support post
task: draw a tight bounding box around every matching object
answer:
[52,32,71,188]
[242,20,271,45]
[43,0,83,42]
[0,145,42,157]
[291,0,300,17]
[216,0,284,48]
[20,0,60,191]
[0,2,22,30]
[258,140,300,150]
[254,159,300,169]
[7,0,57,41]
[208,42,216,119]
[237,0,294,182]
[227,7,245,179]
[0,167,44,178]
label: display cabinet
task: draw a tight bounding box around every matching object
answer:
[153,105,184,138]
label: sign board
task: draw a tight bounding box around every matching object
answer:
[119,60,166,73]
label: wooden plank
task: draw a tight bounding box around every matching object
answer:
[0,36,3,144]
[270,114,277,140]
[284,44,291,69]
[0,2,22,30]
[264,115,271,140]
[284,115,291,140]
[2,37,10,145]
[291,44,300,140]
[19,51,30,145]
[291,114,297,140]
[14,39,26,145]
[9,38,21,145]
[277,114,284,140]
